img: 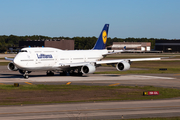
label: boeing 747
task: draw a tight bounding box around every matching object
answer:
[5,24,162,79]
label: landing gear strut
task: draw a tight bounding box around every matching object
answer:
[23,71,29,79]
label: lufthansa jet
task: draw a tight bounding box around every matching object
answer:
[5,24,162,79]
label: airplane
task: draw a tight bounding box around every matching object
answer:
[5,24,162,79]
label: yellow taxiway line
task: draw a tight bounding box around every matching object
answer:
[25,82,33,85]
[108,83,120,86]
[66,82,72,85]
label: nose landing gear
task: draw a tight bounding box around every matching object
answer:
[23,71,29,79]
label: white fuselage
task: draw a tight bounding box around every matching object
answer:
[13,47,108,71]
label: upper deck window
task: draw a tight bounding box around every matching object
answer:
[20,50,27,52]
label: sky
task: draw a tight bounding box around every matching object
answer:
[0,0,180,39]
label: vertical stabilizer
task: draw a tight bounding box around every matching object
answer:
[93,24,109,50]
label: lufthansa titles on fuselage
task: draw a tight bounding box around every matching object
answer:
[37,54,53,59]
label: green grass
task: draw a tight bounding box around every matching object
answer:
[0,57,14,60]
[0,85,180,105]
[0,62,9,66]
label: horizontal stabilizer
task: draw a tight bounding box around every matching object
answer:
[5,57,14,61]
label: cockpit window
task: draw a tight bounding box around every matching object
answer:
[20,50,27,52]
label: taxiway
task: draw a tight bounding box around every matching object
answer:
[0,66,180,88]
[0,99,180,119]
[1,66,180,119]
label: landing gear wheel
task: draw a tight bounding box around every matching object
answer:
[60,71,67,76]
[24,75,29,79]
[23,71,29,79]
[69,72,83,76]
[77,72,83,76]
[46,71,54,76]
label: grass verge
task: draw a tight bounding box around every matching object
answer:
[0,85,180,105]
[0,62,9,66]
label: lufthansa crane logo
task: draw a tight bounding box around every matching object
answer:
[102,30,107,44]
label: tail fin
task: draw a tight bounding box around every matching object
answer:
[93,24,109,50]
[123,46,126,50]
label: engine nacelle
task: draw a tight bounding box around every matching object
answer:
[116,61,130,71]
[7,62,18,71]
[81,64,96,74]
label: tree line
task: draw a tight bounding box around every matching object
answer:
[0,35,168,52]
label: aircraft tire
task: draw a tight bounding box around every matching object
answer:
[78,72,83,76]
[24,75,29,79]
[69,72,83,76]
[47,71,54,76]
[60,71,67,76]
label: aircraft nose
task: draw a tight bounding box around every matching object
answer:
[13,52,30,68]
[13,53,24,68]
[13,57,21,67]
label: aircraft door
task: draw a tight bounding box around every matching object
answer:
[34,51,42,65]
[26,50,36,66]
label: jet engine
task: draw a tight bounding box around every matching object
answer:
[116,61,130,71]
[7,62,18,71]
[81,64,96,74]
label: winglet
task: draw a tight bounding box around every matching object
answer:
[93,24,109,50]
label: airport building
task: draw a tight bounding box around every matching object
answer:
[107,42,151,51]
[19,39,74,50]
[155,40,180,52]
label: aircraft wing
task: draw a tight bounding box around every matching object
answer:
[5,57,14,61]
[96,57,162,64]
[65,57,164,68]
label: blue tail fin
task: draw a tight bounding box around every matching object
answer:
[93,24,109,50]
[123,46,126,50]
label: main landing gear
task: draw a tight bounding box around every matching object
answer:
[60,70,83,76]
[46,71,54,76]
[59,71,67,76]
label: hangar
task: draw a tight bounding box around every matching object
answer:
[19,39,74,50]
[155,40,180,52]
[107,42,151,51]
